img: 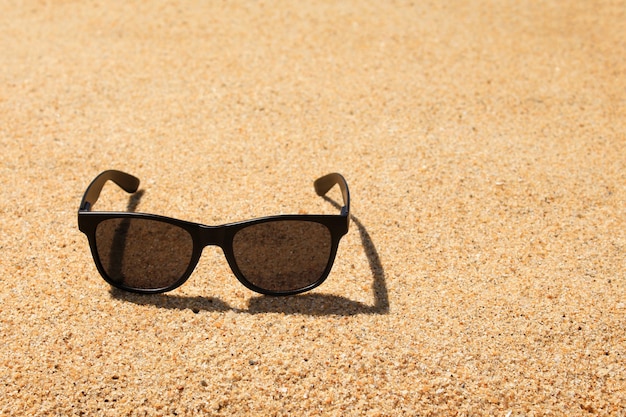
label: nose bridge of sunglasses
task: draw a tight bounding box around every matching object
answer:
[198,224,227,247]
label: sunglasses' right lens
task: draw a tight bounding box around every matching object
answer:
[95,218,193,290]
[232,220,332,293]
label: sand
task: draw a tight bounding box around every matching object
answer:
[1,1,625,415]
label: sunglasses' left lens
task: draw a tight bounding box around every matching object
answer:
[95,218,194,290]
[232,220,333,293]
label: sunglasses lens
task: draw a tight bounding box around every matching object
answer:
[94,218,194,290]
[232,220,333,293]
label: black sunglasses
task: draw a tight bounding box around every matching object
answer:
[78,170,350,296]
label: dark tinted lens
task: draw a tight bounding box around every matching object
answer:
[232,220,332,292]
[95,218,194,290]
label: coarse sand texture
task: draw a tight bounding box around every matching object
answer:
[1,1,625,415]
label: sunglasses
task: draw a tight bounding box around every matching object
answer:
[78,170,350,296]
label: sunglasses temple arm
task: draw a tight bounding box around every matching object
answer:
[79,170,140,211]
[314,173,351,217]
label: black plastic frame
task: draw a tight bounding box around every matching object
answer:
[78,170,350,296]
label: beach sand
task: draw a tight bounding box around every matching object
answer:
[1,1,625,415]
